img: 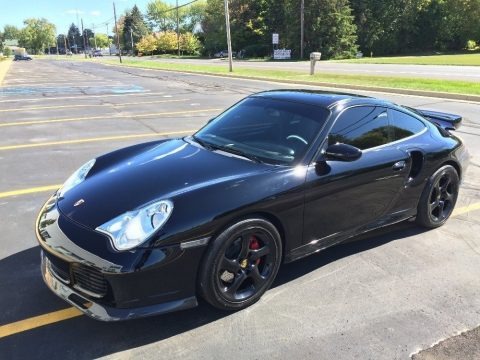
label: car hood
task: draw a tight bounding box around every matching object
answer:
[58,138,271,229]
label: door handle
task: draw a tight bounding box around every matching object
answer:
[392,160,406,171]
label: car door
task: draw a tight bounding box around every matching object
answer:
[302,105,411,248]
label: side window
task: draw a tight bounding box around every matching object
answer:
[329,106,392,150]
[391,109,426,140]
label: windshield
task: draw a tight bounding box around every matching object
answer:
[194,97,330,165]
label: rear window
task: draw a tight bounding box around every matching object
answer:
[391,109,426,141]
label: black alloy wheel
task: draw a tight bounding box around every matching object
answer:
[416,165,459,228]
[199,218,282,310]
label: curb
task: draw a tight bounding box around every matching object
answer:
[101,61,480,103]
[0,58,13,86]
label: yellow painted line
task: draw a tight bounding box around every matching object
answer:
[0,108,221,128]
[0,98,190,113]
[0,59,13,86]
[452,202,480,217]
[0,307,82,339]
[0,129,194,151]
[0,185,61,199]
[0,91,164,104]
[0,83,125,89]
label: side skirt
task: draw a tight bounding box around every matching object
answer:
[284,209,416,263]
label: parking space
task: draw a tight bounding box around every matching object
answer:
[0,59,479,359]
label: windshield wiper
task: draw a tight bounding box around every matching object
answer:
[191,135,214,150]
[209,144,264,164]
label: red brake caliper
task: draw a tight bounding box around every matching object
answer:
[249,236,261,265]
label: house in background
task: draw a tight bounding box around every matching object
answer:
[2,39,27,56]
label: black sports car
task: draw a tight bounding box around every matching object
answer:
[13,54,32,61]
[36,90,469,321]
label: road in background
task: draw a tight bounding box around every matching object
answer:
[0,60,479,359]
[132,57,480,82]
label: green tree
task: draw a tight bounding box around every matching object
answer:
[156,30,178,52]
[123,5,150,52]
[434,0,480,50]
[180,32,201,54]
[3,25,21,40]
[18,18,56,54]
[137,34,158,55]
[82,29,94,50]
[303,0,358,59]
[89,33,110,49]
[147,0,178,31]
[67,23,81,53]
[183,1,207,33]
[201,0,225,54]
[57,34,67,52]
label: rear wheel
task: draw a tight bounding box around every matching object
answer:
[416,165,459,228]
[199,218,282,310]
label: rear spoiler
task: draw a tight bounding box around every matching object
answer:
[410,108,462,130]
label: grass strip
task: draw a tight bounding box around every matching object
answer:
[335,53,480,66]
[102,58,480,96]
[0,58,13,86]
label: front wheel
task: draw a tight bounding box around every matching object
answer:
[199,218,282,310]
[416,165,459,228]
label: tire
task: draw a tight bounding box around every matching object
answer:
[199,218,282,310]
[416,165,459,228]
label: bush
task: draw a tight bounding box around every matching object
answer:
[3,47,12,57]
[466,40,478,50]
[241,44,271,58]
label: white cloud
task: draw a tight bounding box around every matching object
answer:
[91,11,101,17]
[65,9,85,15]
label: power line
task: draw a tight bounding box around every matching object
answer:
[154,0,201,16]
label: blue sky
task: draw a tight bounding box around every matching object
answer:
[0,0,176,35]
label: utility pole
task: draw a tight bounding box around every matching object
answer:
[130,27,134,55]
[106,23,111,55]
[81,18,87,58]
[113,2,122,63]
[176,0,180,56]
[92,24,98,50]
[224,0,233,72]
[76,10,80,54]
[300,0,304,59]
[56,36,59,56]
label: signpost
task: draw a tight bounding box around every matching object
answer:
[273,49,291,60]
[272,33,279,45]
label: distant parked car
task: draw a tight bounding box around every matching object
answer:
[14,55,32,61]
[214,50,236,58]
[92,50,103,57]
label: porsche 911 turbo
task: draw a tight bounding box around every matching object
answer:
[36,90,469,321]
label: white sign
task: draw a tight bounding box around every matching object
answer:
[272,33,279,45]
[274,49,291,60]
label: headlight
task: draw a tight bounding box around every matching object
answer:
[96,200,174,251]
[58,159,96,197]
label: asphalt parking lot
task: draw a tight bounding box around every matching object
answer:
[0,59,479,359]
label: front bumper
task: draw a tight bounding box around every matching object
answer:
[36,195,209,321]
[41,251,197,321]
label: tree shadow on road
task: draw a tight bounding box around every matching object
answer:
[0,221,426,359]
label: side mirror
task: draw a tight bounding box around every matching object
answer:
[324,143,362,162]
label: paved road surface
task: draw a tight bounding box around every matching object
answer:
[0,60,479,359]
[139,57,480,82]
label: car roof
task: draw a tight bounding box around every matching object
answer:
[252,90,391,109]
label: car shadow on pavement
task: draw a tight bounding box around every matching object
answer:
[0,221,427,359]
